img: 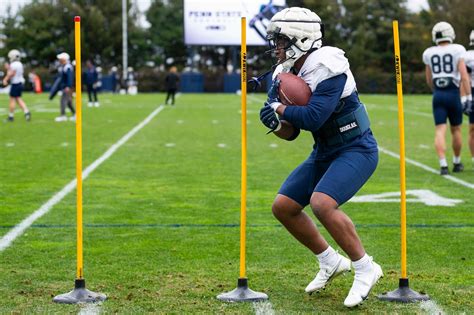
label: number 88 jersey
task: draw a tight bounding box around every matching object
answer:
[422,43,466,89]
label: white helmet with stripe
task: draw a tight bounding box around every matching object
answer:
[432,22,455,44]
[266,7,324,70]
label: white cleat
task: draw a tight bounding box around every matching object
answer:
[344,258,383,308]
[87,102,93,107]
[94,102,100,107]
[305,253,351,294]
[54,115,68,122]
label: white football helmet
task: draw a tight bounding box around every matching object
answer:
[432,22,455,44]
[266,7,324,70]
[8,49,21,62]
[470,30,474,46]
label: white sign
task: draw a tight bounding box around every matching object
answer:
[350,190,462,207]
[184,0,286,46]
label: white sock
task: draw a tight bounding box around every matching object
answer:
[439,158,448,167]
[453,156,461,164]
[316,246,339,266]
[8,112,14,118]
[352,253,372,273]
[24,110,29,114]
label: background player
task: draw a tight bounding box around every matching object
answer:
[3,49,31,122]
[462,30,474,168]
[422,22,470,175]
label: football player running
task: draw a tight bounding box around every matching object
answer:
[463,30,474,167]
[259,7,382,308]
[422,22,470,175]
[3,49,31,122]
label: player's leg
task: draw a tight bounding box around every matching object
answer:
[165,90,171,105]
[56,93,68,122]
[276,152,351,294]
[16,97,31,121]
[434,123,447,168]
[470,122,474,167]
[310,150,382,307]
[447,95,464,172]
[171,89,176,105]
[87,85,93,106]
[7,96,15,122]
[433,92,450,174]
[272,194,329,255]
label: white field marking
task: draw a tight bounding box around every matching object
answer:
[176,120,184,124]
[60,142,69,147]
[217,143,227,148]
[238,109,257,114]
[0,105,165,252]
[420,300,445,315]
[6,142,15,147]
[78,302,102,315]
[379,146,474,190]
[212,119,219,124]
[269,143,278,148]
[351,189,462,207]
[253,301,275,315]
[419,144,430,149]
[165,143,176,147]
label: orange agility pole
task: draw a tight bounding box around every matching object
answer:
[378,20,429,303]
[216,17,268,302]
[53,16,106,304]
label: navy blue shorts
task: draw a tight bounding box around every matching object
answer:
[432,88,463,126]
[278,149,378,207]
[9,83,23,97]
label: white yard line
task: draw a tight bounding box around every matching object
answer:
[0,105,165,252]
[379,146,474,189]
[253,301,275,315]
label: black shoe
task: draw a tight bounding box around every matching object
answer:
[453,163,464,173]
[440,166,449,175]
[5,116,14,122]
[25,112,31,121]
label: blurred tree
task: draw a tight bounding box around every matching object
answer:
[146,0,187,67]
[0,0,148,68]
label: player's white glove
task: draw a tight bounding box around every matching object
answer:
[461,95,473,116]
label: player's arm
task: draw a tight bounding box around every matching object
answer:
[458,58,471,97]
[424,65,433,91]
[278,74,347,132]
[272,120,300,141]
[2,69,15,85]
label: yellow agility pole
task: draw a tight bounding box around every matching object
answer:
[378,20,429,303]
[217,17,268,302]
[239,15,248,281]
[75,14,84,282]
[53,16,106,304]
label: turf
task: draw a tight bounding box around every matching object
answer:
[0,92,472,314]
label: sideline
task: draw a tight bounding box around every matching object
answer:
[0,105,166,252]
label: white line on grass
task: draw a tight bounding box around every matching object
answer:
[0,105,166,252]
[253,301,275,315]
[420,300,445,315]
[379,146,474,189]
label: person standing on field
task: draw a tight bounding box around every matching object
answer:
[84,60,100,107]
[259,7,382,308]
[55,52,75,122]
[422,22,470,175]
[3,49,31,122]
[164,66,179,105]
[462,30,474,168]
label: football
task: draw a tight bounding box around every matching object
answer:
[277,73,311,106]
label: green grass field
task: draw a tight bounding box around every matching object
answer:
[0,92,473,314]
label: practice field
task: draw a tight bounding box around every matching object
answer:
[0,92,472,314]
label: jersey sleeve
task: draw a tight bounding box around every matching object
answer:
[422,48,431,65]
[282,74,347,132]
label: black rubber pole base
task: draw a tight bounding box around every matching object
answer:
[217,278,268,302]
[378,278,429,303]
[53,279,107,304]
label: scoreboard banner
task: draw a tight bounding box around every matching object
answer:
[184,0,286,46]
